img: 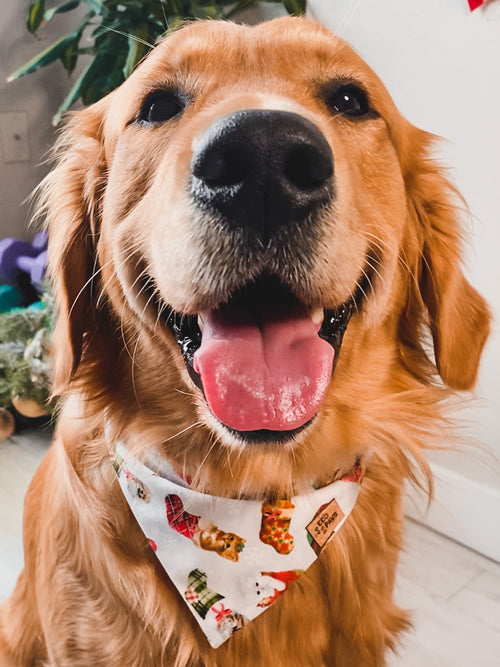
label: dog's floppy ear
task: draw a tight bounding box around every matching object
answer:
[42,98,108,393]
[399,123,490,390]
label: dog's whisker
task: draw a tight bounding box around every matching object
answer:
[74,254,124,314]
[130,330,145,409]
[225,448,235,481]
[335,0,363,39]
[92,242,145,310]
[153,290,172,332]
[190,435,219,490]
[138,279,162,325]
[361,267,374,293]
[164,309,176,328]
[365,258,384,284]
[419,249,435,288]
[95,272,116,310]
[163,421,204,444]
[93,22,155,49]
[360,230,390,253]
[364,257,385,287]
[354,277,369,305]
[398,249,420,288]
[154,298,166,324]
[126,267,151,301]
[398,245,417,279]
[174,387,196,398]
[158,1,170,32]
[66,258,111,319]
[118,304,136,365]
[362,229,419,289]
[88,253,102,303]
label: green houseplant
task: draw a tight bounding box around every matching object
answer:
[10,0,306,124]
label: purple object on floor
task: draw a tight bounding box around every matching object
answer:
[32,231,48,251]
[0,232,49,291]
[17,251,48,289]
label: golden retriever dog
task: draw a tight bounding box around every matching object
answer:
[0,16,490,666]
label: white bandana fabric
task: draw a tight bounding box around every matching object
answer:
[111,442,363,648]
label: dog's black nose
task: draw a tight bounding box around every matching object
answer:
[191,110,333,237]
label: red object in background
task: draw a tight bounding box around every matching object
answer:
[468,0,485,10]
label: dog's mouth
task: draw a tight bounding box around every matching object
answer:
[143,271,371,442]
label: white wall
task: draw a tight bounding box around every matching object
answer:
[308,0,500,558]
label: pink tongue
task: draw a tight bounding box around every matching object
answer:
[193,300,334,432]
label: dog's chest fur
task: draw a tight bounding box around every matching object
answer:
[14,433,407,667]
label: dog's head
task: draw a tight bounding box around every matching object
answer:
[44,18,490,494]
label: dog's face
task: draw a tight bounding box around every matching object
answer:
[46,18,489,494]
[102,19,406,438]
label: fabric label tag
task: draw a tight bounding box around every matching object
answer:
[306,497,345,549]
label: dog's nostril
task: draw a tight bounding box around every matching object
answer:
[194,148,247,187]
[283,144,333,190]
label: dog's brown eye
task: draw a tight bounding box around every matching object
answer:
[139,89,185,124]
[328,85,370,117]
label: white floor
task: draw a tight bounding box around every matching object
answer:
[1,432,499,665]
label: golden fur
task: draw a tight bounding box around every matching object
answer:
[0,17,490,666]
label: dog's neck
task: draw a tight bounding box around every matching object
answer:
[103,413,366,500]
[141,445,363,500]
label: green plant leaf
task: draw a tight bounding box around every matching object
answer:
[8,30,82,81]
[148,0,170,25]
[122,23,150,79]
[60,33,82,73]
[27,1,45,34]
[192,6,220,19]
[44,0,82,23]
[165,15,183,31]
[80,48,127,105]
[283,0,306,15]
[53,47,121,124]
[52,57,94,125]
[168,1,184,15]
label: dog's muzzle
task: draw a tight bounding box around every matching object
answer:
[151,109,362,441]
[190,109,334,240]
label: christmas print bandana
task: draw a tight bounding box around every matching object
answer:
[111,442,363,648]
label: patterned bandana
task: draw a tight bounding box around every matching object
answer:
[111,442,363,648]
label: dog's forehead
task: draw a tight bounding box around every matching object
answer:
[123,18,382,96]
[158,18,347,70]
